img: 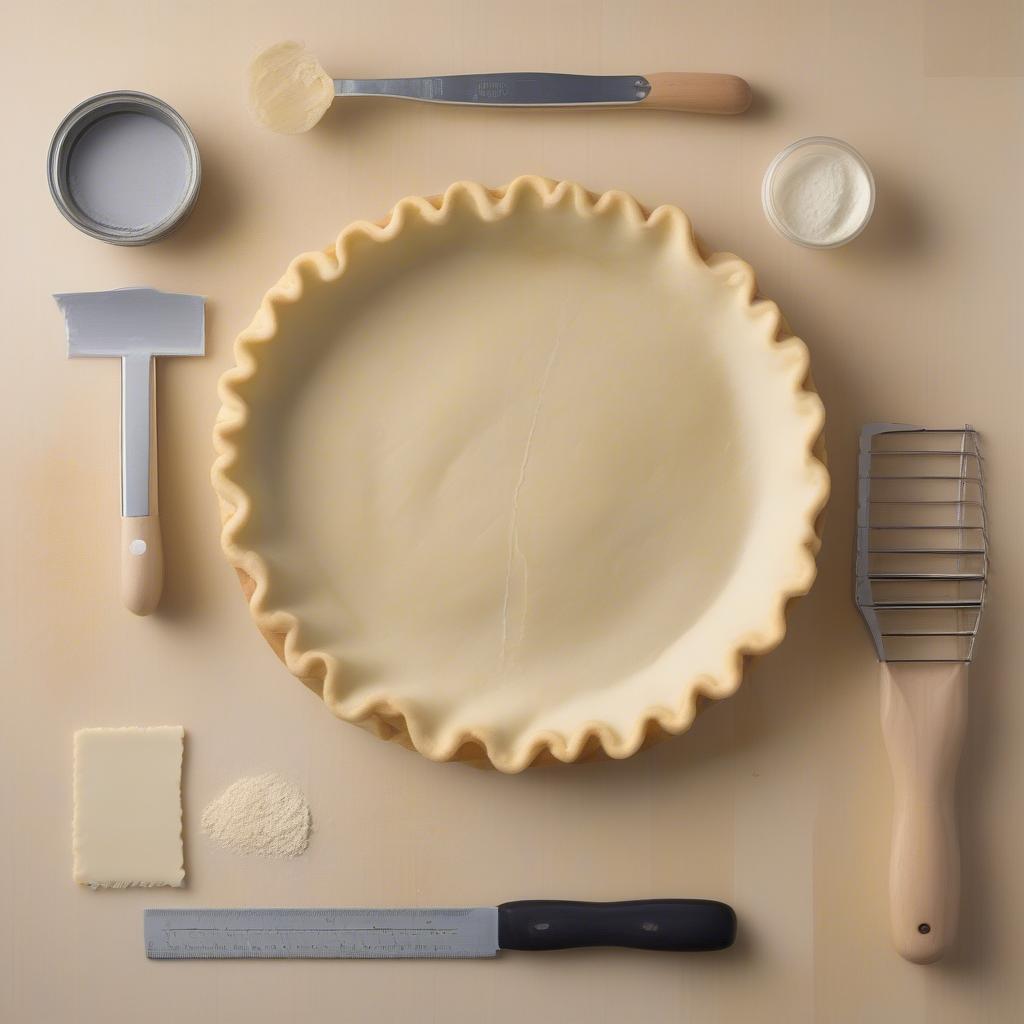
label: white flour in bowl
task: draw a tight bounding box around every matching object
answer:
[765,139,873,247]
[201,773,312,859]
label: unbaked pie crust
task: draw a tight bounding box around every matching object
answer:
[212,176,829,772]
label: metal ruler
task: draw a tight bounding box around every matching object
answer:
[144,907,500,960]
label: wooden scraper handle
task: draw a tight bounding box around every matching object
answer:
[638,72,752,114]
[121,515,163,616]
[881,662,968,963]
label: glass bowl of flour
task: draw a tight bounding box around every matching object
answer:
[762,137,874,248]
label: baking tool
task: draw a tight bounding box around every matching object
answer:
[145,901,736,958]
[55,287,206,615]
[855,424,987,964]
[211,176,829,771]
[334,72,752,110]
[248,41,752,133]
[762,137,875,248]
[48,91,201,245]
[74,727,185,889]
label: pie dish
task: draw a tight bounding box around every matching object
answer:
[212,176,829,772]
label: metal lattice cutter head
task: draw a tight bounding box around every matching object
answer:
[856,423,988,664]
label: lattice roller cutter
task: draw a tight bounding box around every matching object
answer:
[855,423,987,963]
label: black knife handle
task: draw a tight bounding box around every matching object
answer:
[497,899,736,952]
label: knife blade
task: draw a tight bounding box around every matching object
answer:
[335,73,649,106]
[145,900,735,959]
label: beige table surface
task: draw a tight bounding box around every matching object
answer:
[2,1,1022,1021]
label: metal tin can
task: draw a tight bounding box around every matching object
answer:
[47,91,201,246]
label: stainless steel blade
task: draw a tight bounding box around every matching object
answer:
[144,908,500,959]
[56,287,205,358]
[335,72,650,106]
[55,287,205,517]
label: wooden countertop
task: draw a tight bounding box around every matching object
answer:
[2,1,1021,1021]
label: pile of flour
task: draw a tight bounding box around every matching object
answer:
[201,773,312,859]
[772,146,871,245]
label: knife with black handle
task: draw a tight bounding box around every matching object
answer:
[498,899,735,952]
[145,900,736,958]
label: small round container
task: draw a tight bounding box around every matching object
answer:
[761,136,874,249]
[47,91,201,245]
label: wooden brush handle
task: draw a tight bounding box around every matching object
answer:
[121,515,163,616]
[880,662,968,963]
[639,73,751,114]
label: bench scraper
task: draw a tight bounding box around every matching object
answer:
[55,287,205,615]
